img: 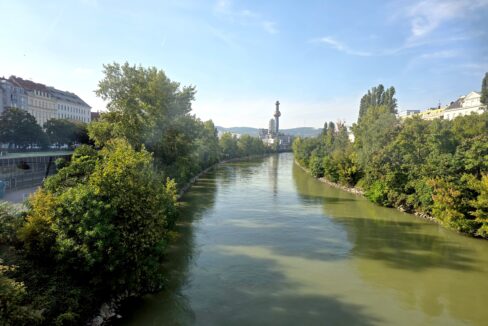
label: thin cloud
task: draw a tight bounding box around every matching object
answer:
[418,50,459,59]
[313,37,372,57]
[405,0,488,42]
[214,0,278,35]
[262,21,278,35]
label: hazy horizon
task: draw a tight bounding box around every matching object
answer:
[1,0,487,129]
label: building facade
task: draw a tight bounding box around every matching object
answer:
[8,76,57,126]
[0,76,91,126]
[0,78,28,114]
[398,109,420,119]
[50,87,91,123]
[417,107,446,120]
[443,92,485,120]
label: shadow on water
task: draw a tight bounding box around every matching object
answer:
[121,251,381,326]
[118,156,382,325]
[119,154,488,325]
[291,162,478,272]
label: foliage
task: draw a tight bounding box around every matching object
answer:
[293,80,488,238]
[0,140,179,324]
[0,261,42,325]
[0,108,49,149]
[481,72,488,106]
[358,84,397,120]
[44,119,89,148]
[0,202,24,245]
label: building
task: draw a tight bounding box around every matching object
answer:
[259,100,293,150]
[49,87,91,123]
[8,76,57,126]
[0,85,3,113]
[268,118,276,136]
[398,109,420,119]
[0,77,28,113]
[443,92,485,120]
[417,107,446,120]
[91,111,101,121]
[0,76,91,126]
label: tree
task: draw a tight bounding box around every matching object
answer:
[481,72,488,106]
[219,132,239,158]
[352,105,399,169]
[17,139,178,323]
[94,62,196,152]
[0,108,48,149]
[359,84,397,120]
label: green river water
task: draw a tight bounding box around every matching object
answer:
[121,153,488,326]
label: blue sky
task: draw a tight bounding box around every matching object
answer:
[0,0,487,128]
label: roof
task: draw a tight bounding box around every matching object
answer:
[448,98,463,109]
[48,87,91,108]
[8,76,49,92]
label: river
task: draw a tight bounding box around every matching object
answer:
[120,153,488,325]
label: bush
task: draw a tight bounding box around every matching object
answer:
[0,203,24,245]
[309,154,324,178]
[0,261,42,325]
[365,180,389,206]
[14,139,179,323]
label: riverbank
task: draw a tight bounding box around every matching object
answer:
[92,153,272,325]
[294,159,442,226]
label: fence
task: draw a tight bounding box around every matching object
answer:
[0,153,71,192]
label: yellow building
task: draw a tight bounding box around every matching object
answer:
[9,76,57,126]
[416,107,446,120]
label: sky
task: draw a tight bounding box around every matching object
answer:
[0,0,487,128]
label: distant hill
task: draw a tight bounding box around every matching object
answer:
[216,126,322,137]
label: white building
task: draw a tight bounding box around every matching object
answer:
[49,88,91,123]
[444,91,486,120]
[398,109,420,119]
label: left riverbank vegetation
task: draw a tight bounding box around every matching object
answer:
[293,74,488,239]
[0,62,269,325]
[0,107,90,151]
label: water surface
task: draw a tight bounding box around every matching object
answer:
[121,153,488,325]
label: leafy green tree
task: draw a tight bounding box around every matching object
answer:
[481,72,488,106]
[0,261,42,325]
[94,62,195,150]
[16,140,178,323]
[44,119,88,148]
[352,105,399,170]
[0,108,49,149]
[195,120,221,168]
[219,132,239,159]
[359,84,397,120]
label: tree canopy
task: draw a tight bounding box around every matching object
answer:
[0,108,48,149]
[358,84,397,120]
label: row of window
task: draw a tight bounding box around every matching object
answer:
[57,103,89,116]
[34,89,50,98]
[57,113,90,123]
[30,98,55,110]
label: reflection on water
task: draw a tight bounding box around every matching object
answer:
[120,153,488,326]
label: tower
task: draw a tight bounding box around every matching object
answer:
[274,100,281,135]
[268,118,275,135]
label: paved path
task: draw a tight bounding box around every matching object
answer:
[2,186,39,204]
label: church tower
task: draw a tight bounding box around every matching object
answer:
[274,100,281,135]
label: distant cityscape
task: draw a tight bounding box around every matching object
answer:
[0,76,93,126]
